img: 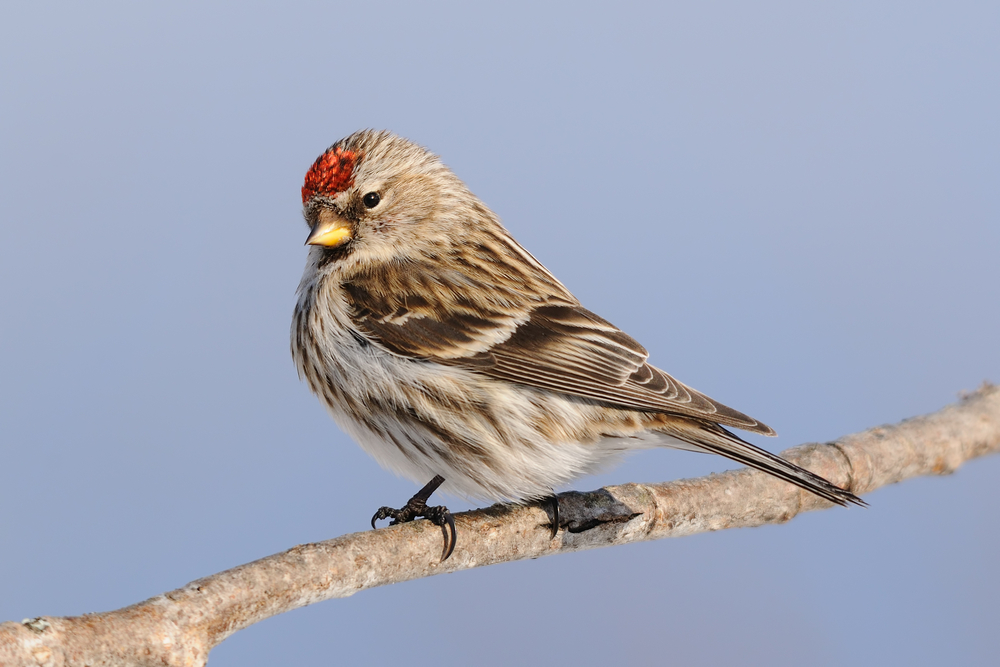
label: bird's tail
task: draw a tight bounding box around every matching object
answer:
[658,419,866,507]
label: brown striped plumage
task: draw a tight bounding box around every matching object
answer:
[292,130,863,508]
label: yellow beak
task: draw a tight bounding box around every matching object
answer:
[305,208,353,247]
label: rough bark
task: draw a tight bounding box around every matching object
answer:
[2,383,998,667]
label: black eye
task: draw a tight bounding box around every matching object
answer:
[362,192,381,208]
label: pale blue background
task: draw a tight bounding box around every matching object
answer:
[2,2,998,665]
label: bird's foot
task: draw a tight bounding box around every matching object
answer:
[371,475,456,561]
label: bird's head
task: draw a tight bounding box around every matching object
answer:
[301,130,472,269]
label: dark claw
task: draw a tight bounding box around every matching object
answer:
[413,505,457,561]
[443,511,457,560]
[550,494,560,539]
[416,504,457,560]
[370,475,456,561]
[371,507,393,530]
[544,493,560,539]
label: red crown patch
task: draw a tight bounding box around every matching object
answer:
[302,147,359,203]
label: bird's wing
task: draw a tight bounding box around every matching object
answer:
[455,301,775,435]
[343,254,773,435]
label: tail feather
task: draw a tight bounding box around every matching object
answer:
[659,421,866,507]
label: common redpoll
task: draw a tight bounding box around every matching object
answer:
[292,130,863,559]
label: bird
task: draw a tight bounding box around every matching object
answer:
[291,129,864,559]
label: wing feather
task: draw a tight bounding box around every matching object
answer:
[342,241,774,435]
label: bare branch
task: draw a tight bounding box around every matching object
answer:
[3,383,998,667]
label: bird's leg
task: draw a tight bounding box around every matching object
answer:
[371,475,456,560]
[543,492,560,539]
